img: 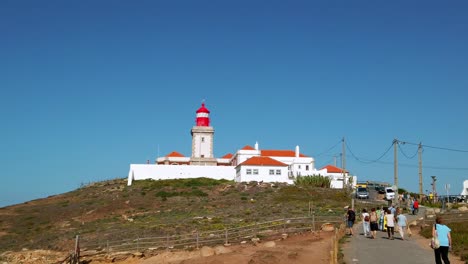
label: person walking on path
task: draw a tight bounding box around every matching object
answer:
[385,209,395,240]
[413,199,419,215]
[433,216,452,264]
[396,208,408,240]
[346,206,356,236]
[369,208,378,239]
[362,208,370,237]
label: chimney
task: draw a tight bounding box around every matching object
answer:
[295,145,299,157]
[255,141,259,150]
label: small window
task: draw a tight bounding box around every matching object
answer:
[276,169,281,175]
[306,165,309,171]
[201,137,205,142]
[246,169,252,175]
[253,169,259,175]
[269,169,275,175]
[298,165,301,169]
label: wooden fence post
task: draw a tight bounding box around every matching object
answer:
[224,228,228,245]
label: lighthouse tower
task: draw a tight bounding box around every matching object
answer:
[190,102,217,165]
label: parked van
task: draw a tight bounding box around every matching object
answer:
[385,187,395,201]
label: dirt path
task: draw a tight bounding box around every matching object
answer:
[2,231,335,264]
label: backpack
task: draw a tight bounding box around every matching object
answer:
[413,201,419,209]
[364,215,370,222]
[348,210,356,221]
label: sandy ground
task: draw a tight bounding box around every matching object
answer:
[84,231,334,264]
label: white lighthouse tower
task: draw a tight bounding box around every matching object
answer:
[190,102,217,165]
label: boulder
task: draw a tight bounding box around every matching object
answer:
[321,223,335,232]
[214,246,232,255]
[200,246,215,257]
[263,241,276,248]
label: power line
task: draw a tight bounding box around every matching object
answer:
[345,140,394,164]
[402,141,468,153]
[314,140,342,157]
[397,142,419,159]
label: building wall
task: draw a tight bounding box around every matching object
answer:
[235,165,290,183]
[127,164,235,185]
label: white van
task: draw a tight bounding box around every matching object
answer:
[385,187,395,200]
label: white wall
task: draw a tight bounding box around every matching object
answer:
[127,164,235,185]
[235,165,291,184]
[461,180,468,196]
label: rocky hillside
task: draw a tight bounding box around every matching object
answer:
[0,178,350,256]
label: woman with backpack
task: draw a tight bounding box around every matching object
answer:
[362,208,370,237]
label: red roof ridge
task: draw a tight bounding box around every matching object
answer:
[166,151,185,157]
[260,150,308,157]
[321,164,348,173]
[241,145,256,150]
[221,153,233,159]
[238,156,288,167]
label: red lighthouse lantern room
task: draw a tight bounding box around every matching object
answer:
[195,103,210,126]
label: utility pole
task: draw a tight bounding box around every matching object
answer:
[342,137,346,189]
[418,143,423,200]
[431,176,437,203]
[393,139,398,206]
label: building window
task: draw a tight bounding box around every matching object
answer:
[269,169,274,175]
[201,137,205,142]
[306,165,309,171]
[253,169,259,175]
[276,169,281,175]
[246,169,252,175]
[298,165,301,169]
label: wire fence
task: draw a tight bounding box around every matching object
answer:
[79,214,344,256]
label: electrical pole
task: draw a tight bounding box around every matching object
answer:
[393,139,398,206]
[418,143,423,200]
[431,176,437,203]
[342,137,346,189]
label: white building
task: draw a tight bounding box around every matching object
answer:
[127,103,354,187]
[461,180,468,196]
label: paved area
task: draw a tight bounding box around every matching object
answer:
[342,208,433,264]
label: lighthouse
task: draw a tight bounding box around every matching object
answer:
[190,102,217,165]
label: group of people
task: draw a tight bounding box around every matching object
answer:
[345,206,452,264]
[347,205,410,240]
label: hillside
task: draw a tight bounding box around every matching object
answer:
[0,178,350,258]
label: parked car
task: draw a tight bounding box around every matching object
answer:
[376,186,386,194]
[355,187,369,199]
[385,187,395,201]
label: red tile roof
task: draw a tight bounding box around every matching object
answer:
[241,145,256,150]
[221,153,233,159]
[238,156,288,167]
[261,150,308,157]
[321,165,348,173]
[166,151,185,157]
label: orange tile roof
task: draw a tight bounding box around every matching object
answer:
[221,153,233,159]
[241,145,256,150]
[261,150,308,157]
[238,156,288,167]
[166,151,185,157]
[321,165,348,173]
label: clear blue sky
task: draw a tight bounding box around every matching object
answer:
[1,0,468,207]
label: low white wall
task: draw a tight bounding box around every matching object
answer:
[128,164,235,185]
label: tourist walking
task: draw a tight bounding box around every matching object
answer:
[346,207,356,236]
[369,208,378,239]
[385,209,395,240]
[362,209,370,237]
[413,199,419,215]
[396,208,408,240]
[433,216,452,264]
